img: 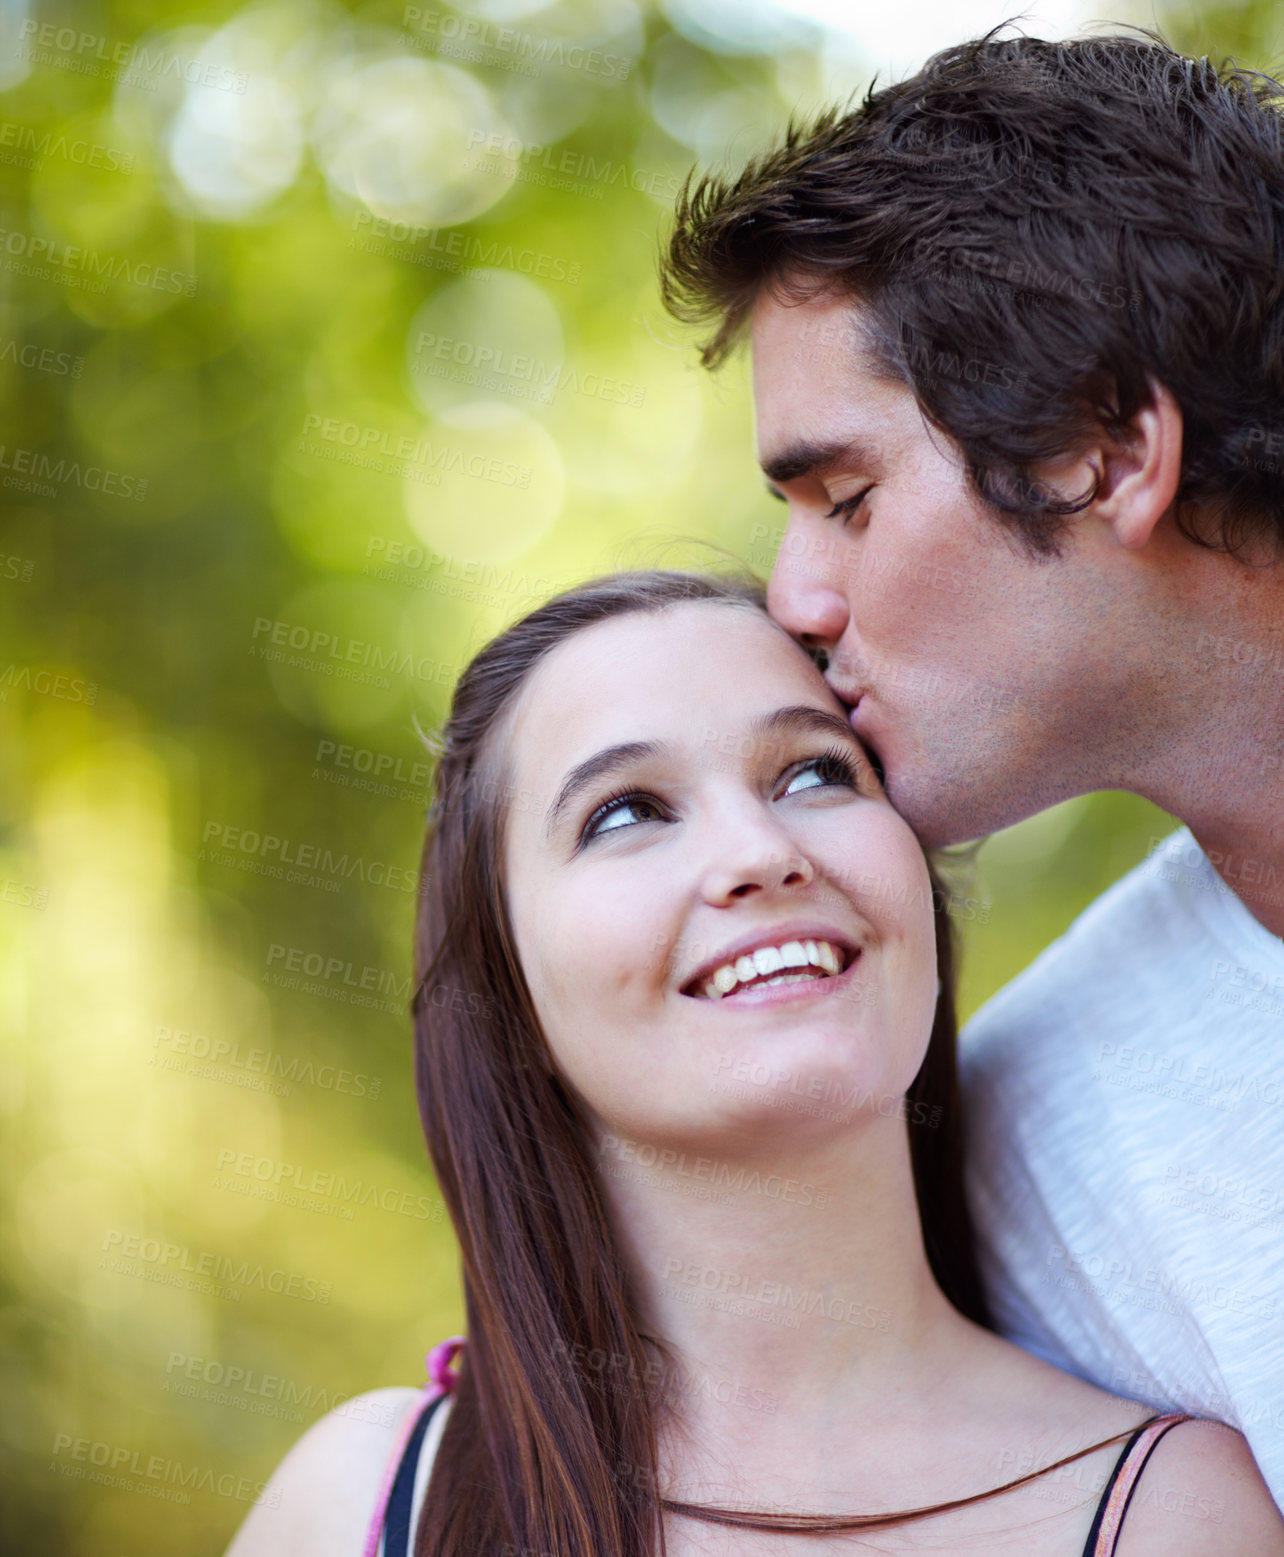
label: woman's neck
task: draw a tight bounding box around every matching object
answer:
[597,1113,970,1481]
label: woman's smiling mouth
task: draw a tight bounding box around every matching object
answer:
[681,933,859,1002]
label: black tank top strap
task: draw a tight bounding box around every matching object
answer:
[381,1392,447,1557]
[1080,1412,1195,1557]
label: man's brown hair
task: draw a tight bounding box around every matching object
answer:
[661,30,1284,557]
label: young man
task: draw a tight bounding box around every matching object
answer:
[661,31,1284,1503]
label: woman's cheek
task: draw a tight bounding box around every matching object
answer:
[845,814,924,909]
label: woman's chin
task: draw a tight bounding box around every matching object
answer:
[701,1020,894,1095]
[699,1045,908,1141]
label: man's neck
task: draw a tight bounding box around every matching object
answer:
[1184,813,1284,940]
[1131,559,1284,937]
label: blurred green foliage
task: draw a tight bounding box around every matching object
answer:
[0,0,1276,1551]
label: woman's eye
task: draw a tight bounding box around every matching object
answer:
[780,752,859,797]
[583,793,666,842]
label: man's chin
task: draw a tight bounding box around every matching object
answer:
[885,765,1047,851]
[852,711,986,844]
[880,766,984,851]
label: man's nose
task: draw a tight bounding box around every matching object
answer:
[766,522,852,655]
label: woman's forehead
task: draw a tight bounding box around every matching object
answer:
[502,602,835,784]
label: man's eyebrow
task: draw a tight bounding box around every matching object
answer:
[760,437,880,489]
[544,740,665,837]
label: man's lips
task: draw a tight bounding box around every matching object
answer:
[824,673,864,718]
[825,673,862,705]
[827,686,886,784]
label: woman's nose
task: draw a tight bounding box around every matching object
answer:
[698,809,815,905]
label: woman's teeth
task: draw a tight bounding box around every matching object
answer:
[699,940,845,1000]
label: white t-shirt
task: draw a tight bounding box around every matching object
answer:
[961,828,1284,1505]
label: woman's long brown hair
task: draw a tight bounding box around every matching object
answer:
[412,570,991,1557]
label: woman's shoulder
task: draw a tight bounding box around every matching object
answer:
[971,1331,1282,1552]
[1115,1417,1284,1556]
[224,1387,427,1557]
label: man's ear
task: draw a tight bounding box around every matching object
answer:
[1035,379,1184,551]
[1093,379,1183,549]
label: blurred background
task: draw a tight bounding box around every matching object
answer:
[1,0,1279,1549]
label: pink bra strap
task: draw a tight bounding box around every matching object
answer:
[360,1337,466,1557]
[1090,1412,1194,1557]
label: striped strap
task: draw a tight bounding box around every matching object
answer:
[382,1394,446,1557]
[360,1337,465,1557]
[1085,1413,1194,1557]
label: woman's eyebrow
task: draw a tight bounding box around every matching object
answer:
[751,704,859,748]
[541,705,859,839]
[543,740,664,837]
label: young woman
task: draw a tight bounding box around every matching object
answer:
[227,571,1284,1557]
